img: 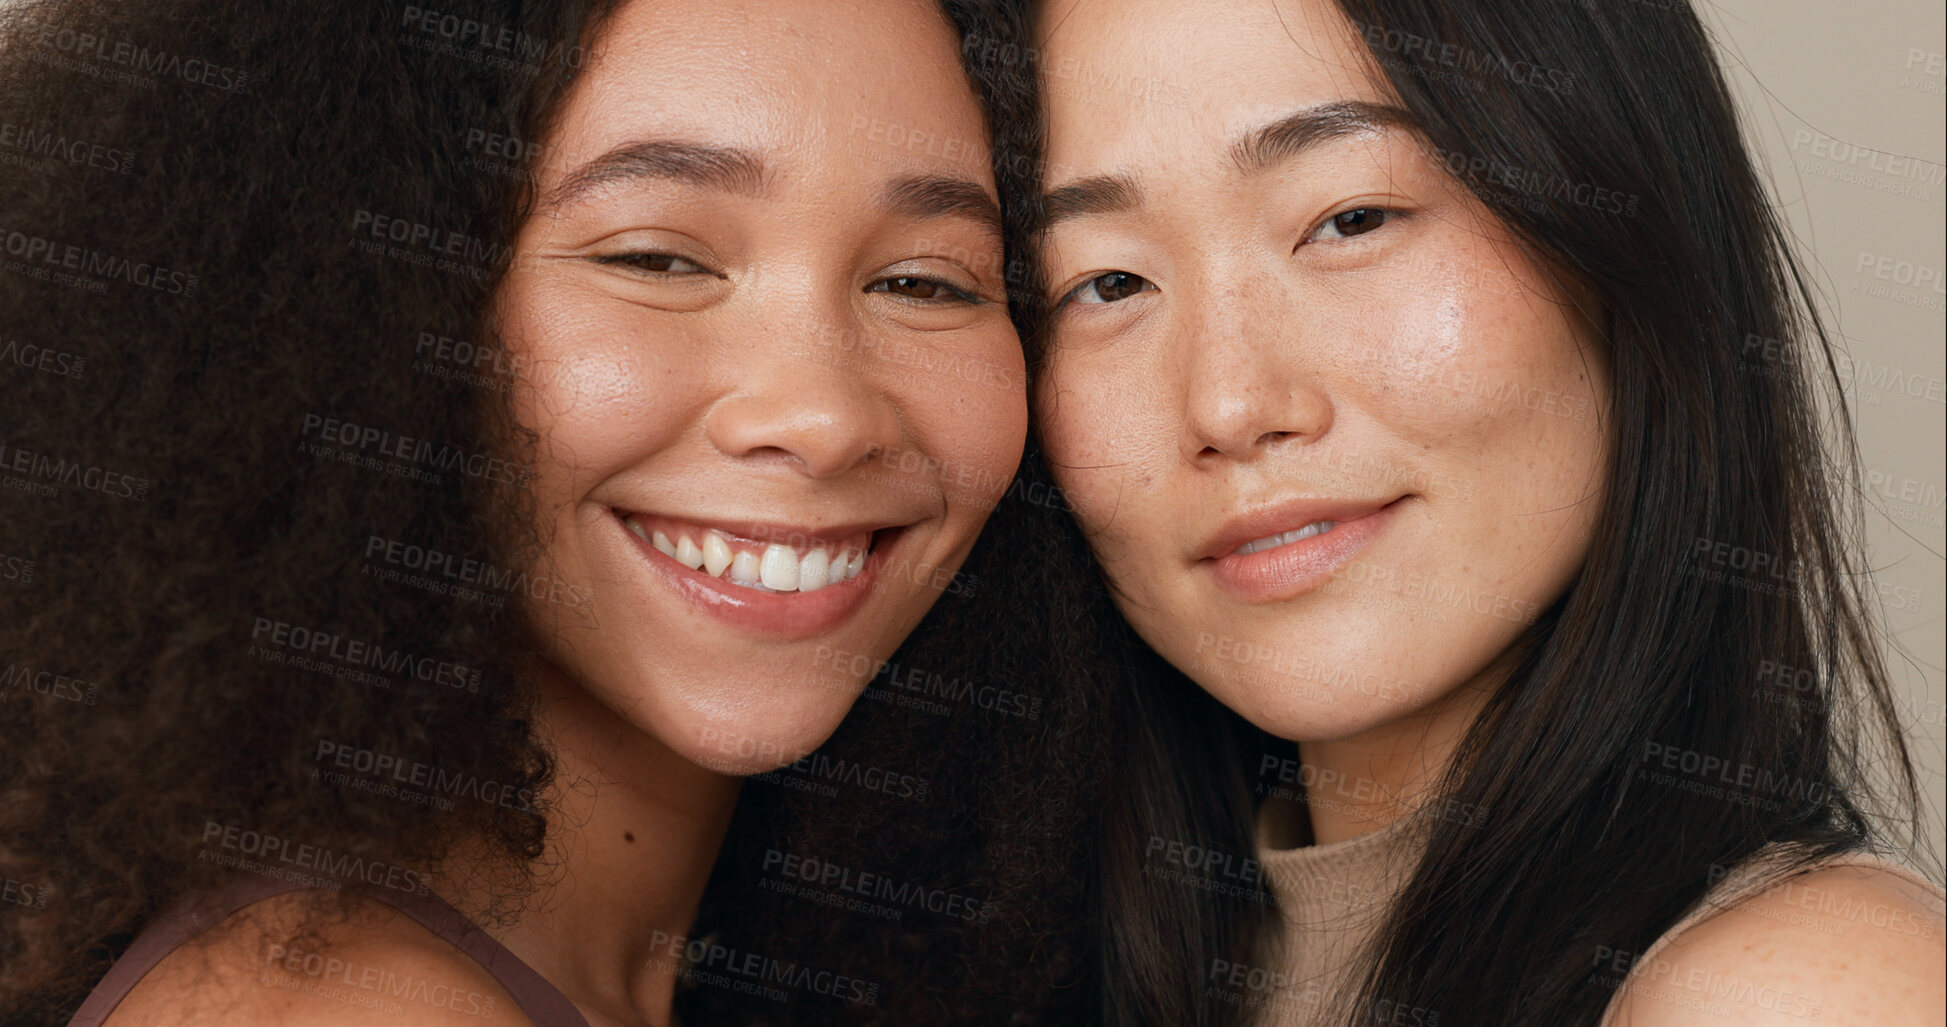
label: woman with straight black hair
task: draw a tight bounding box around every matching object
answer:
[1015,0,1944,1023]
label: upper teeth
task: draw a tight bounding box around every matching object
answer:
[625,516,868,592]
[1235,521,1337,555]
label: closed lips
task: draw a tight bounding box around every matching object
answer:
[620,512,871,593]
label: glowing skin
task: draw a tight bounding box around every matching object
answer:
[1033,0,1609,844]
[102,4,1024,1026]
[502,0,1023,776]
[489,0,1023,1020]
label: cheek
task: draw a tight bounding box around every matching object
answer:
[1035,353,1128,527]
[503,283,693,498]
[1349,245,1604,469]
[919,328,1029,512]
[1033,352,1167,587]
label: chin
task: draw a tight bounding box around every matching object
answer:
[655,669,872,777]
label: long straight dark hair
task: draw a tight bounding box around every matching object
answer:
[1009,1,1934,1024]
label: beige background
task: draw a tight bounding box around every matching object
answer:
[1705,0,1944,863]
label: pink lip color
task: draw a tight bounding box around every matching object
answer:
[620,515,899,639]
[1204,500,1401,603]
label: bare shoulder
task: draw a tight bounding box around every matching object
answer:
[1607,863,1945,1026]
[102,889,537,1027]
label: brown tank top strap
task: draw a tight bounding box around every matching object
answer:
[65,874,589,1027]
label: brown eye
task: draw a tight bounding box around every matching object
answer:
[600,252,708,274]
[881,276,943,299]
[870,276,975,303]
[1069,270,1153,305]
[1318,208,1389,240]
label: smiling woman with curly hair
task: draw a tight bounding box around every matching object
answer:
[0,1,1104,1024]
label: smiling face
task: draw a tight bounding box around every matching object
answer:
[495,0,1025,775]
[1034,0,1610,743]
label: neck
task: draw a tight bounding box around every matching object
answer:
[1294,652,1511,846]
[455,659,742,1027]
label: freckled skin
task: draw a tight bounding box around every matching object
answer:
[1035,0,1610,749]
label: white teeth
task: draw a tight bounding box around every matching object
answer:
[674,534,705,571]
[760,544,800,590]
[798,548,831,592]
[1236,520,1337,556]
[702,532,733,577]
[626,513,875,592]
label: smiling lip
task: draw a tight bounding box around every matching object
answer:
[1199,497,1404,603]
[614,508,912,639]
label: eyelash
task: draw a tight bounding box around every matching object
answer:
[595,253,983,305]
[594,252,717,277]
[1055,205,1400,309]
[1305,204,1396,243]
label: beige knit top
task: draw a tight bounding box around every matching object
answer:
[1245,798,1945,1026]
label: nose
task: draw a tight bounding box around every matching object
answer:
[703,307,904,479]
[1177,278,1333,463]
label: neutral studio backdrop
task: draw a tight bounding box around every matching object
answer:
[1704,0,1944,860]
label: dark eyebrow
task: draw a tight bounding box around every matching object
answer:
[882,174,1003,241]
[1039,102,1411,230]
[1040,172,1142,230]
[543,140,769,209]
[1229,100,1414,174]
